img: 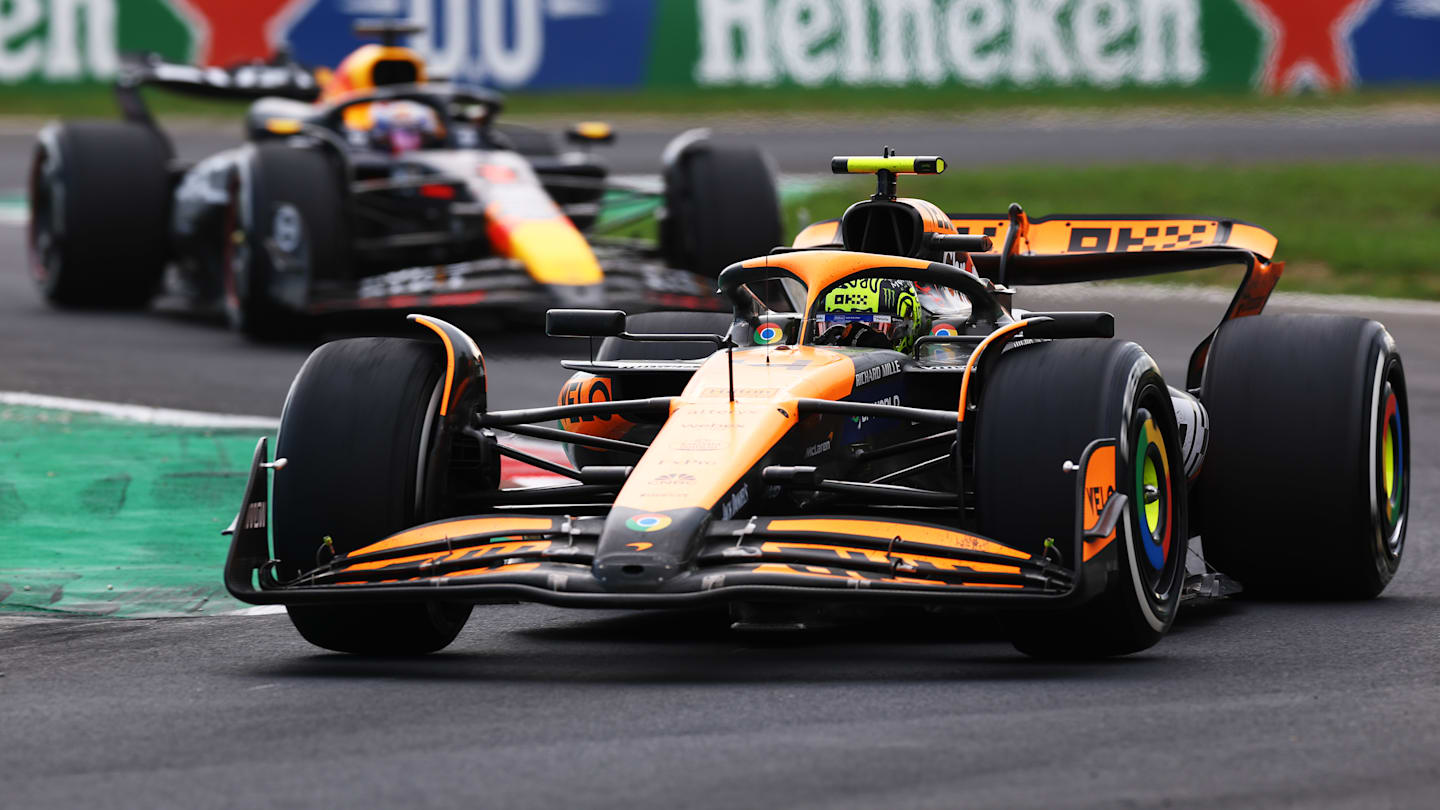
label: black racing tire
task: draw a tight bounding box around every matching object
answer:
[28,122,170,308]
[273,337,471,654]
[1198,315,1407,599]
[660,142,781,278]
[224,145,347,341]
[596,310,736,361]
[975,339,1189,658]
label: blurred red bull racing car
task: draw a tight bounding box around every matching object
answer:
[28,22,779,338]
[224,152,1409,658]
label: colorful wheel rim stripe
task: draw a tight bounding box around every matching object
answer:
[625,513,672,533]
[1382,389,1404,526]
[754,322,784,345]
[1135,417,1172,571]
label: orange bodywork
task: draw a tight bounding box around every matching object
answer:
[558,375,635,440]
[612,345,855,514]
[792,220,840,248]
[1231,260,1284,319]
[801,213,1278,260]
[948,215,1278,260]
[350,517,555,556]
[765,518,1028,559]
[757,541,1018,573]
[343,540,552,573]
[320,44,429,130]
[740,250,936,327]
[1081,444,1119,562]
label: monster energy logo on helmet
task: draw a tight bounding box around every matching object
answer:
[818,277,922,353]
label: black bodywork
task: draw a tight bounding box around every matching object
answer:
[48,55,772,327]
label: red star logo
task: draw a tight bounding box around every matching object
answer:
[1241,0,1380,92]
[172,0,306,67]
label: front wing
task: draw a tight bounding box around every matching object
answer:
[226,438,1127,610]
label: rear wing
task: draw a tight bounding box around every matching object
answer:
[948,213,1277,287]
[113,53,320,136]
[951,214,1276,261]
[953,213,1284,390]
[116,53,321,102]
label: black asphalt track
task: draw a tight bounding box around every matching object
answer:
[2,123,1439,806]
[2,106,1439,182]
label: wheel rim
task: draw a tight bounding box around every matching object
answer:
[1133,411,1173,579]
[1377,378,1406,556]
[221,180,249,328]
[28,150,56,289]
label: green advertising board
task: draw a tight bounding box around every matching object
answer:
[652,0,1268,91]
[0,0,191,83]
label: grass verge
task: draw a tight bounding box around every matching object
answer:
[788,161,1440,300]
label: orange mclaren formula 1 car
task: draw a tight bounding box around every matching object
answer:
[224,153,1409,658]
[28,22,778,338]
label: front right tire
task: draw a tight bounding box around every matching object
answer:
[660,141,781,277]
[28,122,170,308]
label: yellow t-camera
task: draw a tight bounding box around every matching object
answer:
[830,156,946,175]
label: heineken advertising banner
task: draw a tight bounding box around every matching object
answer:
[1,0,1437,92]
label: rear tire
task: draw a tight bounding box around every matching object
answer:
[975,339,1188,658]
[273,337,471,654]
[1198,315,1407,598]
[28,122,170,307]
[225,145,346,340]
[660,141,781,277]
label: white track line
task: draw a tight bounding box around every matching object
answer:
[0,392,574,457]
[0,391,281,429]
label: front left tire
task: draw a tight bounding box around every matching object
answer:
[273,337,471,654]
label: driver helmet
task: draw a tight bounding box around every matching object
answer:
[914,282,971,319]
[815,277,923,353]
[367,100,441,154]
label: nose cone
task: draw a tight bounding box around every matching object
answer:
[592,507,708,591]
[592,552,683,590]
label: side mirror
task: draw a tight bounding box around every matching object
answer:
[546,308,626,338]
[1022,312,1115,339]
[566,121,614,145]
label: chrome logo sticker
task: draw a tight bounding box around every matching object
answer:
[754,322,784,345]
[625,513,672,532]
